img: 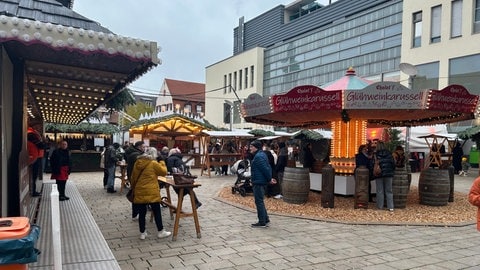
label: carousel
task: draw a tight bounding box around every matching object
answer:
[241,68,480,199]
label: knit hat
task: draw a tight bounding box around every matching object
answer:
[250,140,263,150]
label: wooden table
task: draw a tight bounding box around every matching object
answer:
[202,153,242,177]
[115,163,128,193]
[158,176,201,241]
[418,134,452,168]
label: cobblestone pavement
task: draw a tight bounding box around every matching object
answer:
[70,168,480,270]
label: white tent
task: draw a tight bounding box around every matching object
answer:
[397,124,457,153]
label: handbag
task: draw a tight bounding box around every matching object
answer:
[172,173,197,185]
[373,155,382,177]
[126,189,134,202]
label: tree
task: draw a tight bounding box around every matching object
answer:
[125,102,154,125]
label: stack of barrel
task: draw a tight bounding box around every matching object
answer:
[391,166,411,208]
[418,167,453,206]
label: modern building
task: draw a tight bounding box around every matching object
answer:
[206,0,403,129]
[206,0,480,131]
[400,0,480,131]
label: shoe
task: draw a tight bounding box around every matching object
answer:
[107,189,117,193]
[195,202,202,209]
[157,230,171,238]
[273,194,283,199]
[132,215,139,221]
[140,232,147,240]
[59,196,67,201]
[63,196,70,200]
[251,222,267,228]
[32,192,42,197]
[389,209,394,212]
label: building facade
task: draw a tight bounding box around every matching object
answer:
[205,0,404,129]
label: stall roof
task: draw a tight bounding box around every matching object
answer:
[201,130,254,138]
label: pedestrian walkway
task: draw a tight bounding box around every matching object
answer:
[44,169,480,269]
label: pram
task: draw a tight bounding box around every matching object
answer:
[230,158,253,197]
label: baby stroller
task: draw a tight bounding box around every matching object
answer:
[230,158,253,197]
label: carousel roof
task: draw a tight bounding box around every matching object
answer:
[321,67,372,90]
[0,1,160,124]
[242,82,480,129]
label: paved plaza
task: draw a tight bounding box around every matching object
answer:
[66,168,480,270]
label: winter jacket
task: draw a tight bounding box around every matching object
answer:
[130,157,167,204]
[125,145,143,179]
[166,153,185,173]
[50,148,71,175]
[276,147,288,174]
[468,176,480,231]
[250,150,272,185]
[375,149,395,178]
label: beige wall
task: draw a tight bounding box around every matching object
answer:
[401,0,480,89]
[205,47,268,129]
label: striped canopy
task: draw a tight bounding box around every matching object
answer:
[321,67,372,90]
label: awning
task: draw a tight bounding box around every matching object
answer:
[0,14,159,124]
[201,130,254,138]
[258,135,281,141]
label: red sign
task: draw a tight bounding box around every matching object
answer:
[271,85,342,113]
[427,85,479,113]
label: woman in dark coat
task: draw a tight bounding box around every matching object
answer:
[302,143,315,170]
[373,141,395,211]
[50,140,71,201]
[452,142,463,174]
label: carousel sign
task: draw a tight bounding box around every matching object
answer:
[427,85,479,113]
[345,82,425,109]
[271,85,342,113]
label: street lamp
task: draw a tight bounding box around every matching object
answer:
[399,62,418,154]
[224,100,234,131]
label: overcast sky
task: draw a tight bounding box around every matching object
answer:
[73,0,336,95]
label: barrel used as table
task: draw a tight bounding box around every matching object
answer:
[282,167,310,204]
[418,168,450,206]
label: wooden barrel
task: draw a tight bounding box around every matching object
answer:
[311,161,325,173]
[287,160,296,168]
[282,167,310,204]
[392,167,410,208]
[418,168,450,206]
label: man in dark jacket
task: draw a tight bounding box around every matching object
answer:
[374,141,395,211]
[249,140,272,228]
[104,143,121,193]
[125,141,145,219]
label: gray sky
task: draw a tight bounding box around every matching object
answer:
[73,0,336,95]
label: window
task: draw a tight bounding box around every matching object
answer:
[228,73,232,93]
[250,65,254,87]
[196,104,202,113]
[474,0,480,33]
[244,67,248,89]
[449,54,480,91]
[430,6,441,43]
[413,11,422,47]
[223,75,227,94]
[184,104,192,114]
[233,71,237,91]
[451,0,462,38]
[239,69,243,90]
[233,100,241,124]
[415,62,440,91]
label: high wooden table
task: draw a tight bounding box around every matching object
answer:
[158,176,201,241]
[115,163,128,193]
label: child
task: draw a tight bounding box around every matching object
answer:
[459,156,471,176]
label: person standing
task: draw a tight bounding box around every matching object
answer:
[302,143,315,171]
[165,148,202,208]
[130,147,171,240]
[249,140,273,228]
[125,141,146,219]
[272,142,288,199]
[104,143,121,193]
[27,128,45,197]
[452,142,463,174]
[50,140,71,201]
[373,141,395,211]
[468,176,480,231]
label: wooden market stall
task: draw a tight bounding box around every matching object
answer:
[128,113,217,168]
[200,130,254,177]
